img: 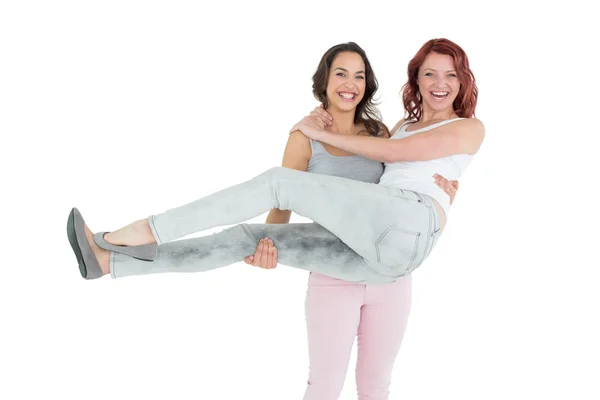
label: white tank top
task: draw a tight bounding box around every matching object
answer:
[378,118,474,217]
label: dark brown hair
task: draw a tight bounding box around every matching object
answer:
[312,42,387,137]
[402,38,478,121]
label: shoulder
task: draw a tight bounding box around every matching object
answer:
[458,117,484,132]
[455,118,485,142]
[289,130,312,144]
[285,130,312,159]
[451,118,485,154]
[439,118,484,135]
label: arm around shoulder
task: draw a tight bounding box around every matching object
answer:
[386,117,485,162]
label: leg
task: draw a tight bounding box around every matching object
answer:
[302,273,364,400]
[112,167,434,269]
[111,223,394,284]
[355,275,412,400]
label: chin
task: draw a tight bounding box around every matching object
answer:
[426,101,452,113]
[334,102,357,112]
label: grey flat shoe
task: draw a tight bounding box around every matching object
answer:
[94,232,156,261]
[67,208,104,280]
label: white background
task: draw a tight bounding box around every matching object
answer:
[1,1,598,399]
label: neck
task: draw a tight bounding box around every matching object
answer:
[326,106,357,135]
[421,106,457,123]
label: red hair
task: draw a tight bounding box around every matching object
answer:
[402,38,478,121]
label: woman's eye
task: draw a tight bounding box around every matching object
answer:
[449,73,457,77]
[356,75,365,80]
[425,72,433,76]
[336,73,345,77]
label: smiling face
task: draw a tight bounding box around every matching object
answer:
[417,52,461,115]
[325,51,366,112]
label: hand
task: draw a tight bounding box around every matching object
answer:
[309,104,333,127]
[434,174,459,205]
[244,237,278,269]
[290,114,326,140]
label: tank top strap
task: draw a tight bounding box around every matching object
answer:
[404,117,465,133]
[309,138,324,154]
[398,120,414,133]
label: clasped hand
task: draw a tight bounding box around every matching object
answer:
[290,105,333,139]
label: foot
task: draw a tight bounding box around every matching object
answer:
[103,219,156,247]
[84,224,110,276]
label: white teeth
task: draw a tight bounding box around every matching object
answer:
[432,91,448,97]
[339,92,355,99]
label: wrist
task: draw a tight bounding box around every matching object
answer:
[314,128,328,141]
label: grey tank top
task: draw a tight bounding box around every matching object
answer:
[307,139,383,183]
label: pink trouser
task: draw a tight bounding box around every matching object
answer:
[302,272,412,400]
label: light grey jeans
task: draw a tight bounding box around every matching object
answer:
[111,167,442,283]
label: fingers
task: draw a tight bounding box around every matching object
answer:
[313,116,326,130]
[310,105,333,126]
[266,238,277,269]
[266,240,277,269]
[271,247,278,269]
[433,174,444,189]
[291,112,329,136]
[305,115,325,130]
[433,174,458,204]
[447,179,459,205]
[248,239,266,267]
[260,237,269,263]
[447,184,457,205]
[433,174,451,189]
[247,238,278,269]
[290,104,333,134]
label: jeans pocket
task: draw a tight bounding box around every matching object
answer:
[375,226,420,270]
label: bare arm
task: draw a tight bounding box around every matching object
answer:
[295,117,485,163]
